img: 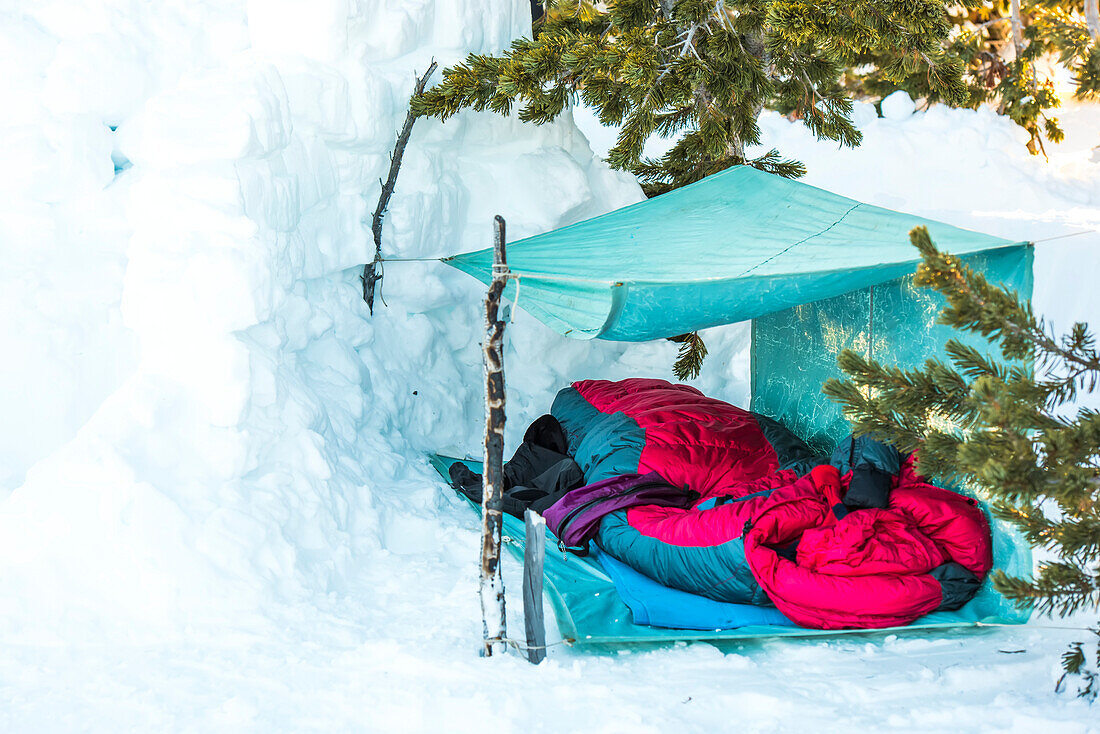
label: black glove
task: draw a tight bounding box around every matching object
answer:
[844,464,891,510]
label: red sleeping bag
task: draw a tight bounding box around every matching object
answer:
[552,379,993,629]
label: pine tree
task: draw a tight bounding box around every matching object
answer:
[823,226,1100,700]
[413,1,978,196]
[1033,0,1100,99]
[847,2,1100,155]
[414,0,981,378]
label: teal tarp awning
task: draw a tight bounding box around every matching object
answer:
[445,166,1020,341]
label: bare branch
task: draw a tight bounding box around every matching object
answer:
[362,60,439,312]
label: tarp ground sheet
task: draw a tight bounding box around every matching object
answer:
[429,455,1029,646]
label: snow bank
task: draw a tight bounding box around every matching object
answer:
[0,0,681,641]
[4,0,762,646]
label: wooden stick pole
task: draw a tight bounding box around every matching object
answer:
[479,215,508,656]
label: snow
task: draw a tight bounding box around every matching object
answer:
[0,0,1098,729]
[1,627,1094,731]
[880,90,917,120]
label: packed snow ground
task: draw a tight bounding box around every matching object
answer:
[1,0,1098,730]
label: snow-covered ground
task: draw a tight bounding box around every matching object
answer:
[0,1,1098,730]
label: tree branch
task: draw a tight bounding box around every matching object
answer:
[362,60,439,313]
[1087,0,1100,41]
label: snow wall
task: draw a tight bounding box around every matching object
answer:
[2,0,1097,643]
[0,0,744,641]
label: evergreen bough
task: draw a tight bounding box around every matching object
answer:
[414,0,981,379]
[848,1,1100,155]
[669,331,709,380]
[414,0,977,196]
[824,226,1100,700]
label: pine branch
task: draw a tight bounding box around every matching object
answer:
[748,149,807,178]
[669,331,708,380]
[417,1,1017,374]
[994,564,1100,618]
[415,0,973,196]
[828,225,1100,663]
[912,226,1100,396]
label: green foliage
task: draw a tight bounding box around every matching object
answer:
[1058,627,1100,701]
[1076,43,1100,96]
[824,226,1100,698]
[416,1,980,378]
[846,2,1100,155]
[414,0,975,196]
[669,331,708,380]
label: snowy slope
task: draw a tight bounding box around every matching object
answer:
[0,0,659,642]
[1,1,1098,730]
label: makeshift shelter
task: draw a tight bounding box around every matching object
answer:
[435,165,1033,653]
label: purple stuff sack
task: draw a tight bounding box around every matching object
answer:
[543,471,698,555]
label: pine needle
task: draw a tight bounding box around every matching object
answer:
[669,332,708,380]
